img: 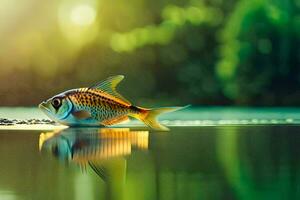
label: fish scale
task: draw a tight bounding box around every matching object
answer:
[68,89,131,122]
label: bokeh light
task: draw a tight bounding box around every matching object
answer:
[58,1,99,46]
[70,4,97,26]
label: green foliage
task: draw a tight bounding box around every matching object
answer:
[110,4,222,52]
[217,0,300,105]
[1,0,299,106]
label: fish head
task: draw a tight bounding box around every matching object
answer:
[39,92,73,121]
[39,130,72,162]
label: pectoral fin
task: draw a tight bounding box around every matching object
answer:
[72,110,92,120]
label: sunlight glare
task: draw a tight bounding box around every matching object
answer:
[70,4,96,26]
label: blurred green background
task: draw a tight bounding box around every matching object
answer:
[1,0,299,106]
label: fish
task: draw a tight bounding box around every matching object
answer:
[39,128,149,164]
[39,75,187,130]
[39,128,149,181]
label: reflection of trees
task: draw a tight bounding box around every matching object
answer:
[217,126,300,199]
[150,128,230,199]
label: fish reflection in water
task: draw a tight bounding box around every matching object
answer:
[39,128,149,181]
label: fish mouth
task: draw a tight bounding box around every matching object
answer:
[39,102,52,118]
[39,102,49,112]
[39,102,62,123]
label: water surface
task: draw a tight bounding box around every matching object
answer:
[0,125,299,200]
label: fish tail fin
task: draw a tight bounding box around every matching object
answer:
[131,105,189,131]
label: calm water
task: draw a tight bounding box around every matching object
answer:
[0,125,300,200]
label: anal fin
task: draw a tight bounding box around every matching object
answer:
[101,115,129,126]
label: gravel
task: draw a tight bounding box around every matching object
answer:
[0,118,56,126]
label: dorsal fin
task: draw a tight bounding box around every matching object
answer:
[88,75,131,105]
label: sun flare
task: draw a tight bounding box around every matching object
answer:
[70,4,96,26]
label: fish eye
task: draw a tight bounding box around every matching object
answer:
[51,98,62,109]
